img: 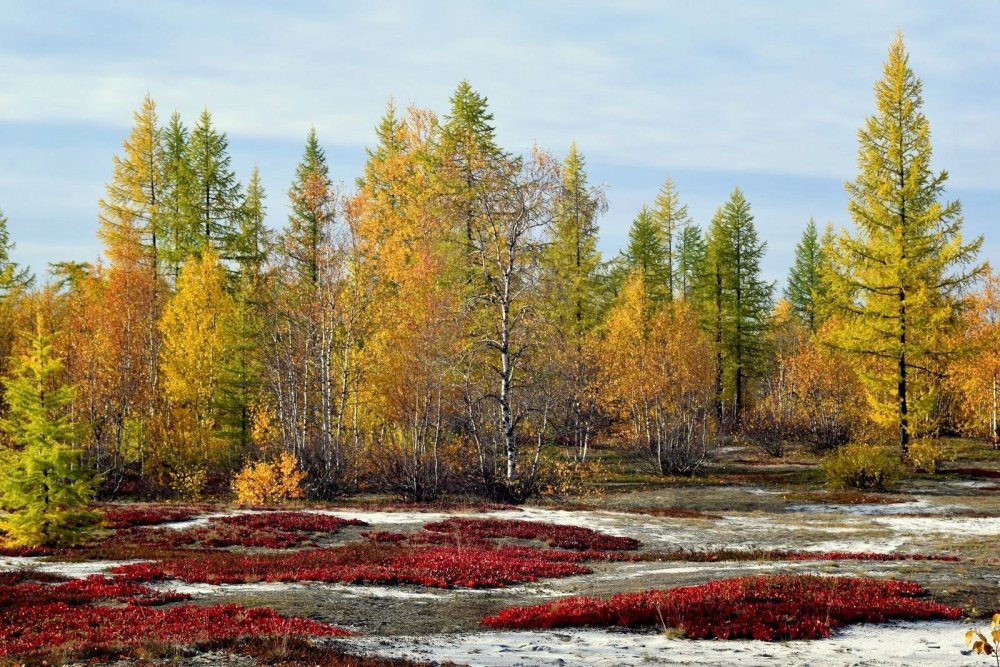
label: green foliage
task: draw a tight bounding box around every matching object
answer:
[542,142,607,339]
[675,223,706,301]
[823,444,901,491]
[651,177,691,300]
[622,206,668,305]
[233,166,270,285]
[283,128,335,286]
[703,189,774,418]
[0,319,99,546]
[784,218,830,332]
[187,108,242,255]
[0,208,33,296]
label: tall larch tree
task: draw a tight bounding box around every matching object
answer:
[676,222,706,301]
[829,32,982,456]
[541,142,607,461]
[717,188,773,421]
[784,218,830,332]
[622,206,668,305]
[285,128,334,285]
[0,318,100,546]
[160,112,197,281]
[186,109,242,257]
[651,177,691,300]
[351,103,462,499]
[97,94,164,277]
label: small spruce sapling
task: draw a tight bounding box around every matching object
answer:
[0,317,100,546]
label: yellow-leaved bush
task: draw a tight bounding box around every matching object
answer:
[232,452,306,505]
[905,439,954,474]
[823,444,901,491]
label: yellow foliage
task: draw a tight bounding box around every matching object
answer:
[905,439,953,474]
[232,452,306,505]
[594,274,714,474]
[823,444,901,491]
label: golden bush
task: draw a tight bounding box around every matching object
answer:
[232,452,306,505]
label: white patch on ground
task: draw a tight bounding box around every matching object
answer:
[339,621,991,667]
[304,509,458,526]
[160,510,252,530]
[595,560,820,581]
[0,556,148,578]
[874,516,1000,536]
[787,498,936,516]
[799,537,907,554]
[148,579,570,600]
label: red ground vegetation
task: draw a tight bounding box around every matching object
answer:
[106,511,370,551]
[421,517,640,551]
[0,574,348,659]
[483,575,964,640]
[112,542,592,588]
[98,503,215,529]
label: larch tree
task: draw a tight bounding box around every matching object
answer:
[351,103,462,500]
[269,129,352,495]
[716,188,773,421]
[622,205,668,305]
[596,273,714,474]
[0,318,100,547]
[97,94,164,278]
[186,109,242,256]
[223,166,270,453]
[540,142,607,461]
[160,112,197,281]
[828,32,982,456]
[676,222,706,301]
[784,218,830,333]
[651,177,691,300]
[285,128,334,285]
[948,268,1000,447]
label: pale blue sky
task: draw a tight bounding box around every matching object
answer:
[1,1,998,286]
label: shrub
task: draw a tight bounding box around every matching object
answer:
[0,575,349,658]
[422,518,639,551]
[482,575,963,640]
[823,444,901,490]
[111,543,593,588]
[905,439,954,474]
[232,452,305,505]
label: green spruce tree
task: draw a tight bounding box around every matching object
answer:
[622,205,668,306]
[676,222,706,301]
[0,319,99,547]
[284,128,335,285]
[784,218,830,332]
[0,209,33,296]
[187,108,242,256]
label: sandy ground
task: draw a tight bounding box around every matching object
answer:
[336,621,993,667]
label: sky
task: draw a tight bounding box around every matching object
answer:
[1,1,999,287]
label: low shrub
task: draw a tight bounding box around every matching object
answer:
[106,511,369,551]
[232,452,306,505]
[0,574,349,658]
[422,518,640,552]
[823,443,901,490]
[111,542,593,588]
[99,503,211,529]
[905,440,954,474]
[482,575,963,640]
